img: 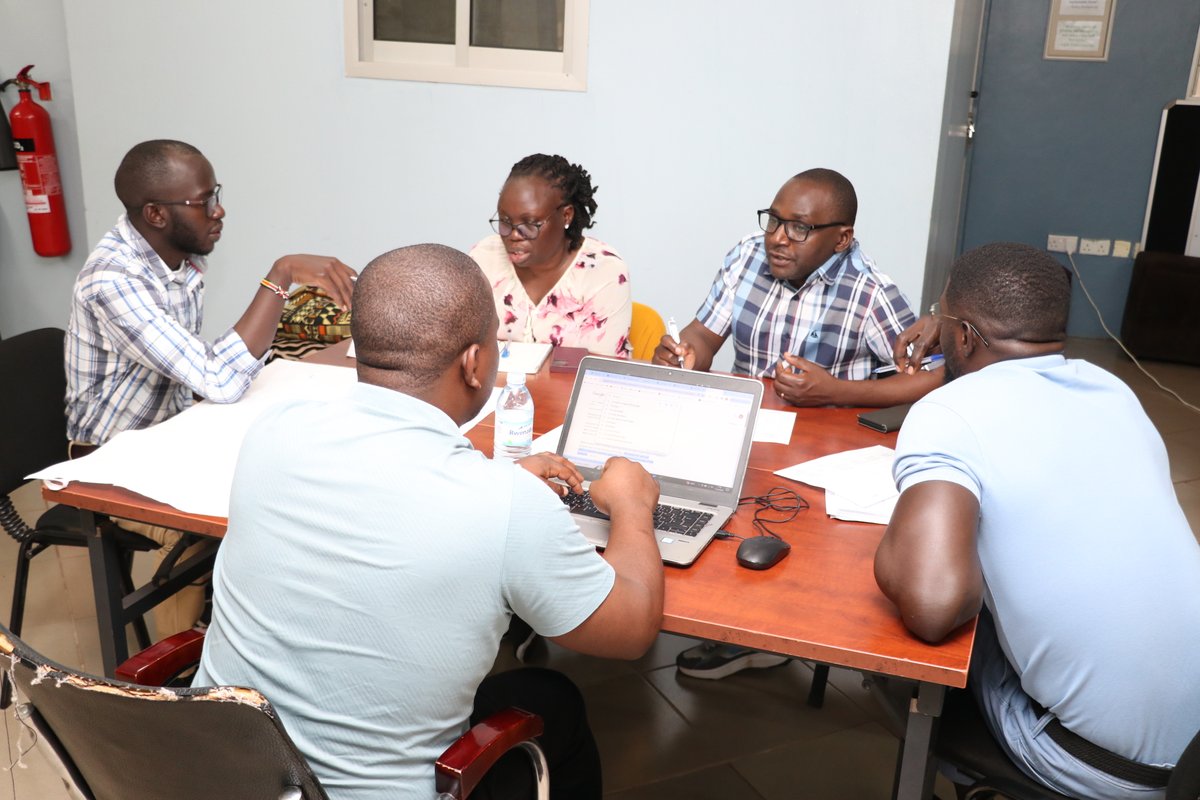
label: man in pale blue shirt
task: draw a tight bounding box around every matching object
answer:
[196,243,664,800]
[876,242,1200,799]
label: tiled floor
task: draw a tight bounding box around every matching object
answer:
[3,337,1199,800]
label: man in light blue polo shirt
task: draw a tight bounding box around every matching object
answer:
[875,242,1200,799]
[196,243,664,800]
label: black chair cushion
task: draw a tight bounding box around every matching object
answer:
[936,689,1074,800]
[0,328,69,495]
[33,503,159,551]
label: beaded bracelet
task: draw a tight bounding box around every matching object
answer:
[260,278,289,300]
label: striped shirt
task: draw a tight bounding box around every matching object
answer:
[696,233,916,379]
[65,214,265,444]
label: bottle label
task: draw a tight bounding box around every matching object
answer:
[496,413,533,446]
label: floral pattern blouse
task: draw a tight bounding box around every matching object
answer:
[469,234,631,358]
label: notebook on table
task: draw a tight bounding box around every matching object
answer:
[556,356,763,566]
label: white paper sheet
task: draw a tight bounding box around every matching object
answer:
[30,360,358,518]
[30,359,502,520]
[751,408,796,444]
[774,445,899,525]
[531,425,563,454]
[497,342,552,375]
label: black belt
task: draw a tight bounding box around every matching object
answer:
[1032,702,1172,788]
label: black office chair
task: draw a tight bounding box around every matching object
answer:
[0,329,159,674]
[1,623,549,799]
[935,687,1200,799]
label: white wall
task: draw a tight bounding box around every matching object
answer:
[0,0,87,338]
[4,1,957,371]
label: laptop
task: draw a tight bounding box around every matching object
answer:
[556,356,763,566]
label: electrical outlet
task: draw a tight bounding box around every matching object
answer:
[1047,235,1077,253]
[1112,240,1132,258]
[1079,238,1111,256]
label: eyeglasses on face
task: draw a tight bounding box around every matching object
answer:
[930,301,990,348]
[148,184,223,218]
[490,204,569,240]
[757,209,846,243]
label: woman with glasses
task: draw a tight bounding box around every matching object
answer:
[470,153,631,358]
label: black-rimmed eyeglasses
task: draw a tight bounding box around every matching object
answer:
[930,301,990,348]
[757,209,846,243]
[148,184,222,218]
[490,204,569,240]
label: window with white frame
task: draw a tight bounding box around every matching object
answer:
[344,0,589,92]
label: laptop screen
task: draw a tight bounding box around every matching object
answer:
[560,367,758,493]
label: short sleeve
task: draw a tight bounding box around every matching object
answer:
[501,468,615,637]
[893,398,984,501]
[695,239,751,338]
[861,283,917,365]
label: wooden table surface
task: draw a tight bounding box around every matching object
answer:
[52,339,971,687]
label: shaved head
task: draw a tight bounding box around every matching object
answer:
[114,139,204,211]
[793,168,857,225]
[351,244,495,391]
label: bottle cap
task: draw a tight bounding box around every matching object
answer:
[506,371,526,384]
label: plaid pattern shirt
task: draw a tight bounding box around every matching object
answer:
[696,233,916,379]
[65,214,264,444]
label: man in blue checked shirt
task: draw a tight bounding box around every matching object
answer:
[655,168,942,681]
[64,139,357,637]
[653,168,941,408]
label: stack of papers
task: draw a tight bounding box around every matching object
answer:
[28,361,500,519]
[774,445,899,525]
[498,341,552,374]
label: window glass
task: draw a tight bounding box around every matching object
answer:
[374,0,455,44]
[470,0,564,53]
[347,0,588,91]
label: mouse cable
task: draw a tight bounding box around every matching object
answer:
[735,487,809,540]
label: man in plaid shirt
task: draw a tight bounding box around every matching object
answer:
[65,139,357,637]
[654,168,940,408]
[657,169,943,681]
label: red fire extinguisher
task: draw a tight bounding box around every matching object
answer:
[2,65,70,257]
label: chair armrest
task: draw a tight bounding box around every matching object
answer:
[115,629,206,686]
[435,707,544,800]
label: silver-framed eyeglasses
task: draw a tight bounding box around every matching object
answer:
[757,209,847,243]
[148,184,222,218]
[930,302,990,348]
[490,204,568,240]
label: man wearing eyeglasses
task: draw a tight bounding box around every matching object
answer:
[64,138,357,637]
[652,168,940,408]
[875,243,1200,799]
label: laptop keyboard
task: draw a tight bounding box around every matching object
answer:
[561,491,714,537]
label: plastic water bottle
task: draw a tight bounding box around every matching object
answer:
[494,372,534,461]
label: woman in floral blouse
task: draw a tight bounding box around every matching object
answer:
[470,154,631,358]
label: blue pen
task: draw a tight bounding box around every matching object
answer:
[873,353,944,375]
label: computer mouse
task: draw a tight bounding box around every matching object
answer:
[736,535,791,570]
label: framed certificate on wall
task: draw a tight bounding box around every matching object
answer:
[1044,0,1116,61]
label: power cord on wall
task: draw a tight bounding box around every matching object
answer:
[1066,250,1200,415]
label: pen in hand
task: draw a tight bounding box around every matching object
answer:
[666,317,684,367]
[873,353,944,375]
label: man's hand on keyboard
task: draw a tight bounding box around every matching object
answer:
[589,458,659,520]
[516,453,584,497]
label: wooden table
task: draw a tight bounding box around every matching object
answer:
[48,340,973,800]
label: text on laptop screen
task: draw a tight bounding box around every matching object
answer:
[560,371,756,491]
